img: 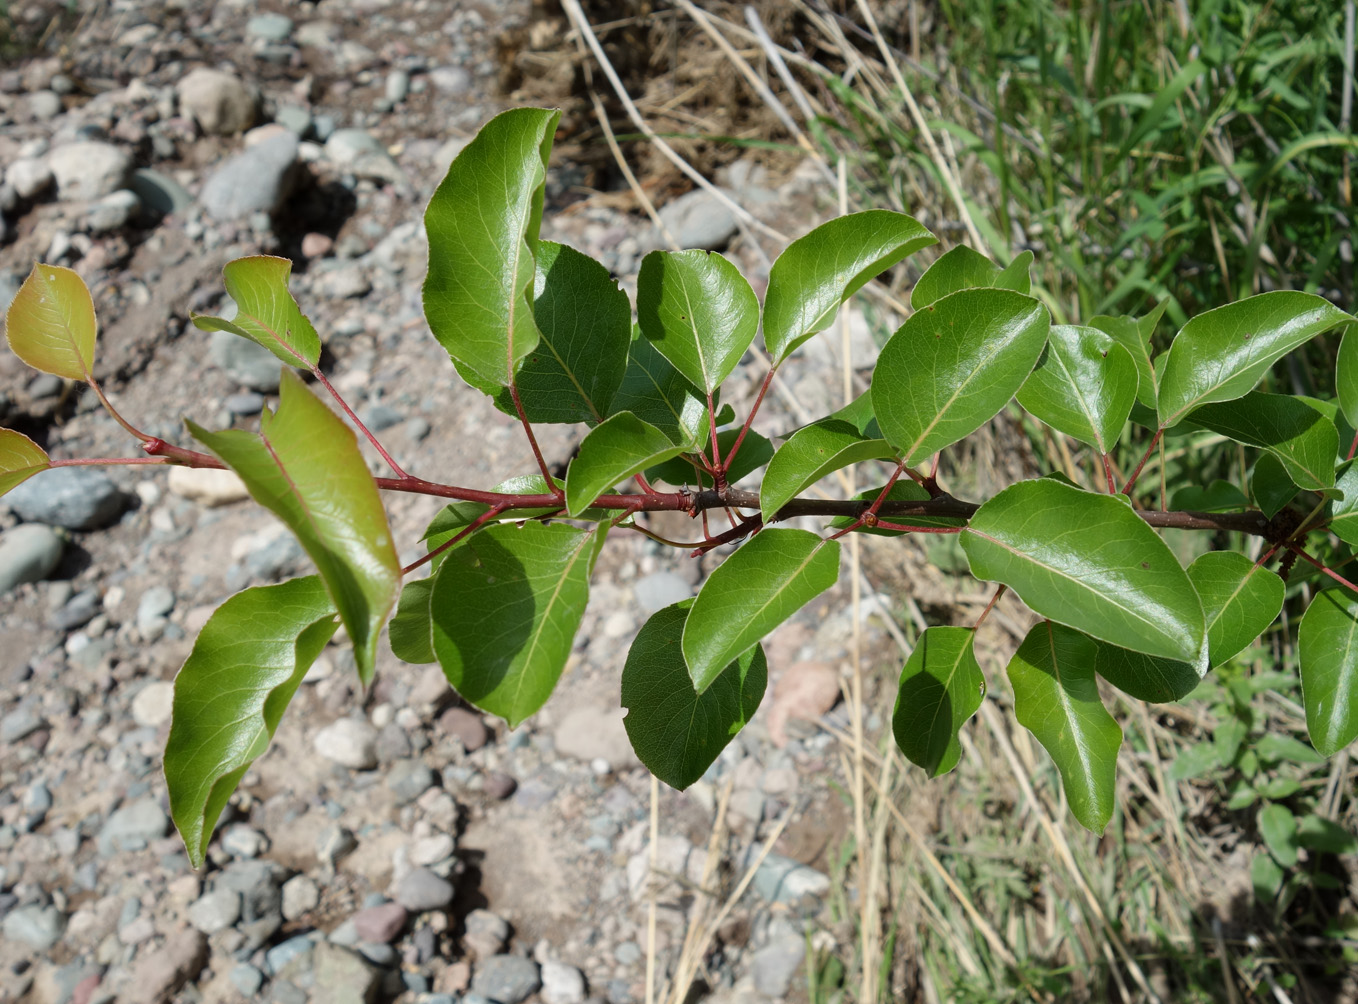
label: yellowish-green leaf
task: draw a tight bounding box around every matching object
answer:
[191,255,321,368]
[5,263,98,380]
[0,429,51,498]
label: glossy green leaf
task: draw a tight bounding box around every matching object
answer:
[191,256,321,368]
[1007,621,1122,833]
[565,412,687,516]
[1017,324,1138,453]
[892,626,985,777]
[388,578,435,664]
[1090,313,1158,412]
[683,529,840,693]
[1326,460,1358,547]
[874,288,1049,464]
[961,478,1205,663]
[430,522,606,727]
[422,107,560,394]
[610,328,706,449]
[1252,453,1300,519]
[494,241,631,424]
[1189,392,1338,491]
[1094,641,1201,703]
[636,249,758,394]
[1170,480,1251,513]
[188,369,401,684]
[1337,323,1358,429]
[621,600,766,790]
[760,419,897,521]
[645,427,774,489]
[910,246,1032,308]
[1157,291,1353,428]
[826,480,966,536]
[165,576,338,868]
[1299,587,1358,756]
[1188,551,1284,669]
[762,210,936,362]
[829,389,879,436]
[0,429,50,497]
[1258,803,1299,867]
[5,263,98,380]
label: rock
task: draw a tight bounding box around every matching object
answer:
[657,187,739,250]
[188,888,241,934]
[351,901,407,943]
[167,466,250,506]
[47,141,132,201]
[199,131,299,220]
[27,89,62,120]
[177,68,256,135]
[7,157,52,198]
[410,833,455,867]
[86,189,140,233]
[276,105,312,136]
[633,571,691,614]
[438,706,489,751]
[301,232,333,258]
[265,933,316,976]
[315,718,380,769]
[750,851,830,905]
[129,168,194,215]
[552,705,639,770]
[751,921,805,997]
[132,926,208,1003]
[209,328,282,391]
[51,588,99,630]
[137,585,176,633]
[768,661,841,746]
[313,942,381,1004]
[281,875,319,921]
[482,771,517,800]
[221,825,268,858]
[2,903,65,949]
[229,963,264,997]
[97,797,170,855]
[540,961,587,1004]
[247,12,294,41]
[5,466,124,529]
[384,70,410,104]
[225,391,265,415]
[324,128,385,165]
[471,955,541,1004]
[130,680,175,728]
[394,867,454,912]
[463,908,508,959]
[429,66,472,95]
[0,705,44,742]
[315,265,371,299]
[387,759,436,803]
[0,524,63,594]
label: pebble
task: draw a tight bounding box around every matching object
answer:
[86,189,140,233]
[540,961,587,1004]
[188,888,242,934]
[314,718,380,769]
[750,851,830,905]
[482,771,517,800]
[276,105,312,136]
[656,187,739,250]
[129,168,194,215]
[313,941,382,1004]
[324,128,385,165]
[97,797,170,855]
[221,825,268,858]
[409,833,455,867]
[130,680,176,728]
[265,933,316,976]
[27,89,62,119]
[6,156,52,198]
[632,571,692,614]
[438,706,489,751]
[47,141,132,201]
[5,466,124,529]
[463,909,508,958]
[281,875,319,921]
[166,466,250,506]
[0,524,64,594]
[471,955,542,1004]
[352,901,407,943]
[247,13,294,42]
[552,705,638,770]
[2,903,65,949]
[51,588,99,630]
[301,232,334,258]
[751,920,806,997]
[385,70,411,104]
[225,391,265,415]
[138,585,176,627]
[177,67,256,135]
[130,926,208,1003]
[209,328,283,392]
[199,131,299,220]
[387,759,437,803]
[229,963,264,997]
[394,867,455,912]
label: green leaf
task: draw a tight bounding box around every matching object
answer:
[1188,551,1284,669]
[683,529,840,693]
[165,576,337,868]
[565,412,687,516]
[762,210,936,362]
[1007,621,1122,833]
[388,577,435,664]
[1157,291,1353,428]
[1252,453,1299,519]
[1169,742,1225,781]
[190,256,321,368]
[636,249,758,394]
[760,419,897,521]
[892,626,985,777]
[1297,815,1358,854]
[1337,323,1358,429]
[1170,480,1250,513]
[430,522,606,727]
[1299,588,1358,756]
[961,478,1205,663]
[1326,460,1358,547]
[645,427,774,489]
[493,241,631,424]
[1016,324,1138,453]
[1258,803,1299,867]
[1188,392,1338,491]
[826,480,965,536]
[5,263,98,380]
[621,600,766,790]
[874,288,1049,464]
[610,328,707,449]
[1252,851,1285,900]
[0,429,50,497]
[422,107,560,394]
[1255,733,1326,765]
[1090,313,1158,412]
[1093,641,1201,703]
[188,369,401,684]
[828,389,879,436]
[910,246,1031,308]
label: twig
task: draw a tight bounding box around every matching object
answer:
[311,365,410,480]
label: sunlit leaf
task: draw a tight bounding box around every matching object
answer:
[610,328,707,449]
[910,246,1032,308]
[760,418,897,521]
[5,263,98,380]
[0,429,51,498]
[892,626,984,777]
[565,412,687,516]
[1337,323,1358,429]
[191,256,321,368]
[1188,392,1338,491]
[1090,312,1158,412]
[1299,587,1358,756]
[1188,551,1284,669]
[1016,324,1138,453]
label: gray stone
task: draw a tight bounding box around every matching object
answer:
[313,942,381,1004]
[28,373,62,398]
[387,759,436,804]
[229,963,264,997]
[5,466,124,529]
[247,13,294,42]
[384,70,410,104]
[471,955,541,1004]
[2,903,65,949]
[86,189,140,233]
[633,571,692,614]
[129,168,193,215]
[657,187,739,250]
[463,908,508,958]
[1,705,45,742]
[137,585,176,629]
[357,941,397,966]
[51,588,100,630]
[225,391,265,415]
[394,867,454,912]
[130,680,175,728]
[613,942,642,966]
[351,901,406,943]
[751,923,805,997]
[210,329,282,392]
[324,129,385,165]
[199,132,299,220]
[188,888,241,934]
[750,851,830,905]
[48,141,131,201]
[218,858,284,923]
[281,874,319,920]
[98,797,170,854]
[6,157,52,198]
[177,68,256,135]
[265,933,316,976]
[276,105,312,136]
[315,718,380,769]
[27,89,62,120]
[553,705,639,770]
[315,265,371,299]
[429,66,472,95]
[359,402,401,431]
[221,825,267,858]
[0,524,63,594]
[541,961,587,1004]
[131,926,208,1003]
